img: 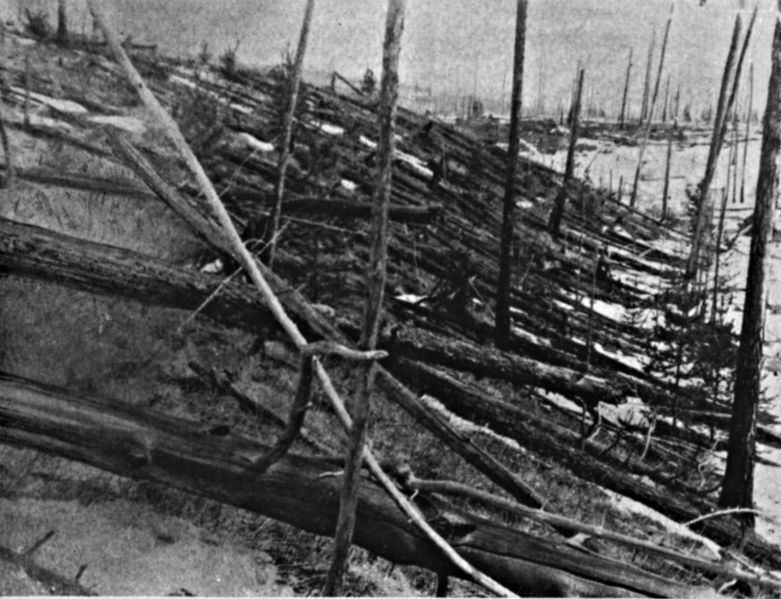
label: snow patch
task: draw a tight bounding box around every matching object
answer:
[237,132,274,153]
[512,325,552,347]
[394,293,428,305]
[10,88,87,114]
[311,120,344,136]
[359,135,377,150]
[421,394,524,453]
[603,490,722,559]
[395,150,434,178]
[230,102,254,115]
[169,74,197,90]
[539,391,584,417]
[340,179,358,192]
[593,342,650,371]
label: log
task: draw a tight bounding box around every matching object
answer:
[384,327,629,407]
[387,357,781,570]
[0,218,544,508]
[6,219,777,566]
[0,371,692,598]
[0,218,270,332]
[250,196,442,224]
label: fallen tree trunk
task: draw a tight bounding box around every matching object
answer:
[5,218,778,568]
[220,189,443,224]
[388,357,781,570]
[0,372,690,598]
[384,327,629,406]
[0,218,271,332]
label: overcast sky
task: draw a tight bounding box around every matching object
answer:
[5,0,776,117]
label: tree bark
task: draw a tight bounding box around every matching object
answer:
[740,62,754,205]
[719,12,781,525]
[640,30,656,123]
[619,48,632,129]
[548,68,583,236]
[386,327,628,407]
[661,122,673,220]
[686,15,742,277]
[265,0,315,267]
[0,371,697,598]
[325,0,405,592]
[495,0,527,349]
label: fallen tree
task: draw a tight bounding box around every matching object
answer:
[384,327,629,407]
[0,217,542,509]
[389,357,781,570]
[4,217,778,564]
[0,372,692,598]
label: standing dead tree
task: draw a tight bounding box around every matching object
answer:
[265,0,315,267]
[323,0,405,593]
[548,68,584,237]
[495,0,527,349]
[640,29,656,123]
[719,8,781,527]
[661,119,674,220]
[687,7,756,278]
[619,48,632,129]
[629,4,673,208]
[740,62,754,204]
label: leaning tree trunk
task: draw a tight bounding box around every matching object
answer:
[548,68,583,237]
[719,11,781,525]
[265,0,315,267]
[687,9,756,278]
[495,0,527,349]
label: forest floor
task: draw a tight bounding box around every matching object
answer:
[1,22,780,597]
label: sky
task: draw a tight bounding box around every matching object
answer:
[4,0,777,118]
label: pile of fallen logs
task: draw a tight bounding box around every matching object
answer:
[1,31,781,595]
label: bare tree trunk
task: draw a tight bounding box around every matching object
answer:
[711,111,736,321]
[619,48,632,129]
[719,14,781,524]
[323,1,405,594]
[495,0,527,349]
[661,121,674,220]
[640,29,656,123]
[629,6,673,208]
[56,0,68,45]
[548,68,584,237]
[265,0,315,267]
[662,74,670,122]
[741,62,754,205]
[687,8,756,277]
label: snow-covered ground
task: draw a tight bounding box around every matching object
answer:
[548,129,763,220]
[554,129,781,545]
